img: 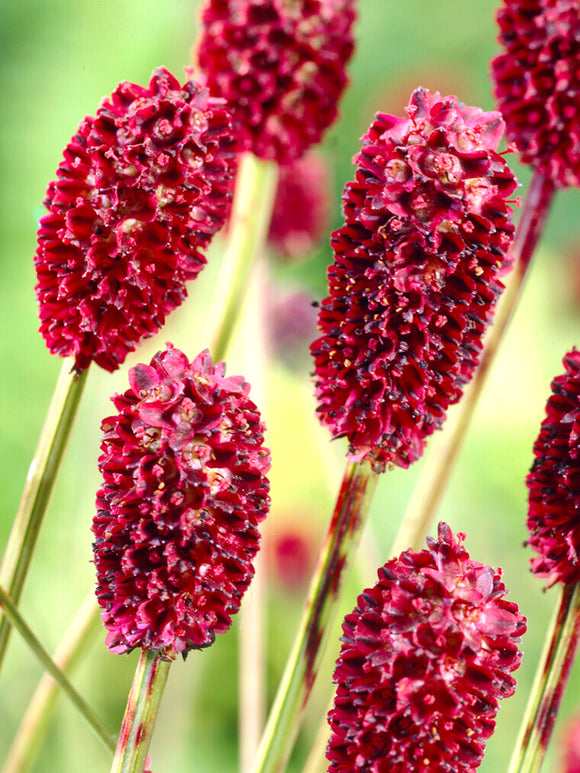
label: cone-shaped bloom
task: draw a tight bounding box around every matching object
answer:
[195,0,356,164]
[35,68,235,373]
[268,153,332,259]
[311,88,518,472]
[326,522,526,772]
[92,344,271,657]
[492,0,580,188]
[526,349,580,587]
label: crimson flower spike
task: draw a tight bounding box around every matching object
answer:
[35,67,235,373]
[509,350,580,772]
[312,87,518,472]
[326,523,526,772]
[93,343,271,657]
[492,0,580,189]
[93,344,271,770]
[195,0,356,165]
[527,349,580,587]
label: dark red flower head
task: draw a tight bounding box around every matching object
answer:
[35,68,235,373]
[311,88,518,472]
[268,152,332,259]
[92,344,271,658]
[326,522,526,772]
[492,0,580,188]
[195,0,356,164]
[526,349,580,587]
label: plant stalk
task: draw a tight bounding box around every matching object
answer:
[390,171,556,555]
[238,259,269,773]
[110,649,171,773]
[0,583,115,753]
[250,460,379,773]
[207,152,278,362]
[508,582,580,773]
[3,590,102,773]
[0,358,88,675]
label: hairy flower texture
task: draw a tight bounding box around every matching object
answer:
[92,344,271,657]
[35,68,235,372]
[268,153,332,259]
[492,0,580,187]
[311,88,518,472]
[196,0,356,164]
[326,523,526,772]
[526,349,580,586]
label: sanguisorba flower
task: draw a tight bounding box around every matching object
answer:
[195,0,356,164]
[311,88,518,472]
[35,68,235,373]
[326,522,526,772]
[526,349,580,587]
[492,0,580,187]
[92,344,271,658]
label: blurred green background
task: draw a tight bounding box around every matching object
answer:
[2,1,580,771]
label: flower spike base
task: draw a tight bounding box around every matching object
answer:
[110,649,171,773]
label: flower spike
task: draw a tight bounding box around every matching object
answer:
[92,344,271,658]
[35,68,235,372]
[311,88,518,472]
[492,0,580,188]
[526,349,580,587]
[326,523,526,772]
[196,0,356,164]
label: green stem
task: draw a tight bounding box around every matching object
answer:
[207,152,278,362]
[2,591,101,773]
[250,460,379,773]
[0,358,89,675]
[110,649,172,773]
[238,260,269,773]
[390,171,556,555]
[508,582,580,773]
[0,583,115,753]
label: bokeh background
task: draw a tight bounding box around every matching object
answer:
[2,1,580,771]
